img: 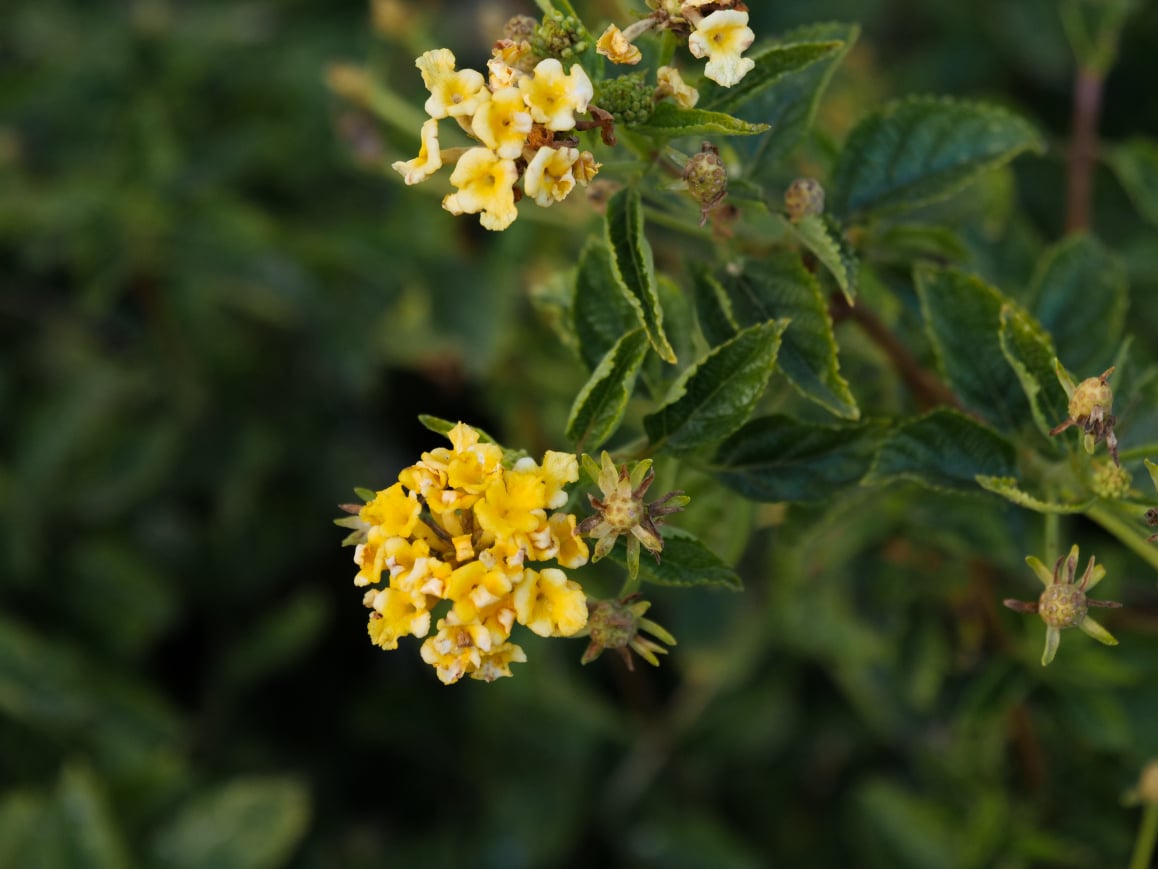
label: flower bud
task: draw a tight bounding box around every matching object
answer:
[532,10,589,61]
[784,177,825,222]
[1091,461,1131,499]
[593,73,655,126]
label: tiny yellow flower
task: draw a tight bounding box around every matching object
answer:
[596,23,643,65]
[474,470,549,540]
[442,148,519,230]
[471,86,533,159]
[367,587,432,650]
[524,146,581,207]
[655,65,700,108]
[420,616,492,684]
[519,59,594,131]
[513,567,589,638]
[687,9,756,87]
[473,642,528,682]
[360,482,421,538]
[415,48,488,119]
[445,560,515,611]
[391,118,442,185]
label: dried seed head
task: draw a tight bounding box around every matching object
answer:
[684,143,728,224]
[1069,370,1114,423]
[1038,582,1088,628]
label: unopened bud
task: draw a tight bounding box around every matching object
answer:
[1091,461,1131,499]
[594,73,655,126]
[684,143,728,224]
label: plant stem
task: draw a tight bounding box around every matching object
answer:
[1044,512,1060,562]
[1086,503,1158,574]
[1065,65,1104,234]
[1129,803,1158,869]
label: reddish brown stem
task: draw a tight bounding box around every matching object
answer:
[1065,66,1104,234]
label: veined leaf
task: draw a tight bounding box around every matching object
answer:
[605,188,677,363]
[1107,137,1158,229]
[866,409,1017,493]
[565,329,650,452]
[644,320,786,453]
[706,40,844,114]
[725,254,859,419]
[573,238,643,371]
[975,476,1093,513]
[1027,234,1127,374]
[711,415,886,502]
[781,213,860,304]
[997,304,1069,440]
[635,102,768,137]
[914,265,1030,433]
[691,262,738,348]
[831,97,1044,220]
[608,528,742,590]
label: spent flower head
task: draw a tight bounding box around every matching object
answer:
[578,595,677,670]
[1003,543,1122,666]
[1050,364,1119,466]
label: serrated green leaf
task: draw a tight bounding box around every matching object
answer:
[711,415,886,502]
[608,529,742,590]
[417,415,499,444]
[691,262,738,347]
[635,101,769,137]
[706,40,844,114]
[865,409,1017,493]
[782,213,859,304]
[605,188,677,364]
[152,778,310,869]
[644,320,785,453]
[1107,137,1158,229]
[975,476,1093,513]
[1027,234,1127,374]
[573,238,642,371]
[725,254,859,419]
[565,329,650,451]
[997,304,1070,440]
[831,97,1044,220]
[915,265,1030,433]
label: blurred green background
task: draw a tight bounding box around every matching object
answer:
[4,1,1158,866]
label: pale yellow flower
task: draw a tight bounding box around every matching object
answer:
[442,149,519,230]
[471,86,533,159]
[391,118,442,185]
[519,59,593,131]
[655,65,700,108]
[596,23,643,65]
[524,146,580,207]
[420,616,492,684]
[415,48,488,119]
[687,9,756,87]
[513,567,589,637]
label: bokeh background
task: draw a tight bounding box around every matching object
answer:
[4,1,1158,866]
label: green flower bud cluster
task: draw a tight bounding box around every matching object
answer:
[532,10,589,61]
[594,73,655,126]
[1091,460,1132,499]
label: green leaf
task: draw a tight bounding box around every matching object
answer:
[831,97,1044,220]
[1107,137,1158,229]
[998,304,1069,440]
[573,238,643,371]
[711,415,886,502]
[152,778,310,869]
[915,265,1030,433]
[634,101,769,137]
[690,262,738,347]
[975,476,1093,513]
[218,590,330,691]
[706,40,844,114]
[863,222,970,266]
[724,254,859,419]
[605,188,677,364]
[608,528,742,590]
[417,415,499,444]
[866,409,1017,493]
[1026,234,1127,374]
[781,213,859,304]
[565,329,650,451]
[644,320,786,454]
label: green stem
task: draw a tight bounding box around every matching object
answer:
[1086,503,1158,575]
[1129,803,1158,869]
[1117,444,1158,464]
[1044,512,1060,562]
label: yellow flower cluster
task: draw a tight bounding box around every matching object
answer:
[341,423,590,684]
[392,47,601,231]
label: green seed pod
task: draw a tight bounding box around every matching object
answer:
[1038,582,1088,628]
[684,144,728,211]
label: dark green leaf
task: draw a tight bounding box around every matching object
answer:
[644,320,786,453]
[1027,234,1127,374]
[711,415,886,502]
[609,529,742,590]
[691,262,739,347]
[915,265,1029,432]
[975,476,1093,513]
[152,778,310,869]
[573,238,644,371]
[706,40,844,114]
[865,409,1017,493]
[218,590,330,691]
[1107,137,1158,229]
[782,213,860,304]
[565,329,650,451]
[725,254,859,419]
[863,223,970,266]
[605,188,677,363]
[831,97,1044,220]
[997,304,1069,439]
[635,101,769,137]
